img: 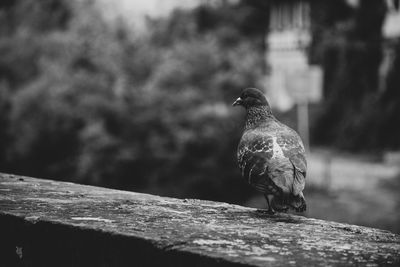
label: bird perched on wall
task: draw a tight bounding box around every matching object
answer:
[233,88,307,214]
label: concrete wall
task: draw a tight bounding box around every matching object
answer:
[1,173,399,266]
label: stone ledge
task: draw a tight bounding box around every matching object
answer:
[0,172,399,266]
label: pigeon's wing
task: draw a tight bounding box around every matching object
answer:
[289,153,306,195]
[237,136,283,195]
[277,131,307,196]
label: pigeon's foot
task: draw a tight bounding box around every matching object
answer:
[295,205,306,213]
[274,206,289,213]
[271,197,289,213]
[256,208,275,215]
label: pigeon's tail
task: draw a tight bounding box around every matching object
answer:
[288,192,306,212]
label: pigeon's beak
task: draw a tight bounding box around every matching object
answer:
[232,97,243,107]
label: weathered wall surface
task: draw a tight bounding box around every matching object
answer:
[1,173,399,266]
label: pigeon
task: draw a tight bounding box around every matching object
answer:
[233,88,307,213]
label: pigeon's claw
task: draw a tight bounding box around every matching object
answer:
[256,208,276,215]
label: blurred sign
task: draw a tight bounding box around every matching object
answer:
[266,66,323,111]
[266,1,322,107]
[266,32,322,110]
[286,67,323,103]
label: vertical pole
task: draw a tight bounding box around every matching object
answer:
[297,100,310,152]
[324,153,332,190]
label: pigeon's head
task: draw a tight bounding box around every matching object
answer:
[232,88,270,109]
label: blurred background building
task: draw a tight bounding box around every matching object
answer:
[0,0,399,233]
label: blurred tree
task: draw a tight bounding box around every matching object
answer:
[0,0,266,204]
[375,41,400,149]
[311,0,391,151]
[0,0,72,173]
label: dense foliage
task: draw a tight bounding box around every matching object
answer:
[0,0,268,203]
[311,0,400,151]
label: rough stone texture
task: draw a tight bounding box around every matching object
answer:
[0,173,399,267]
